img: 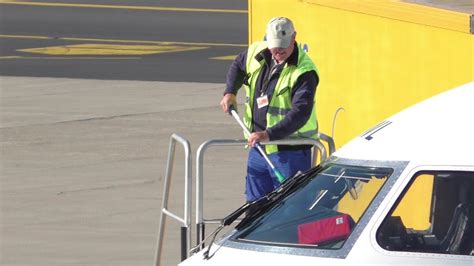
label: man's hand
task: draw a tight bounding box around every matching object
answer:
[248,131,270,147]
[220,93,237,113]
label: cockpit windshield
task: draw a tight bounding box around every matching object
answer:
[234,163,393,249]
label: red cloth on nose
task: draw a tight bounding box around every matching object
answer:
[297,214,352,245]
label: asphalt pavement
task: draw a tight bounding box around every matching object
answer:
[0,0,247,82]
[1,1,249,265]
[1,76,250,265]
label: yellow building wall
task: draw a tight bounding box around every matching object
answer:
[249,0,474,147]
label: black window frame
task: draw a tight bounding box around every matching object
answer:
[375,170,474,256]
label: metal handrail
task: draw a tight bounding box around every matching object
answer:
[154,134,192,266]
[318,132,336,155]
[195,138,329,249]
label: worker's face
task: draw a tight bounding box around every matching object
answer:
[269,34,295,63]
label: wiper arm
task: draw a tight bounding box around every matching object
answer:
[189,198,265,259]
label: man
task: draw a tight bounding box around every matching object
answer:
[220,17,319,202]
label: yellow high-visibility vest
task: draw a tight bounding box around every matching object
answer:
[243,41,319,154]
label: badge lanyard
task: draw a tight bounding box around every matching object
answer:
[257,61,281,109]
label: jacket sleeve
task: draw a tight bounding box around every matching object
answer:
[224,50,248,95]
[266,70,319,140]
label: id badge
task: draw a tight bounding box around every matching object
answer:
[256,95,269,109]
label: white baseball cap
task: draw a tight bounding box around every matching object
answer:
[265,17,295,49]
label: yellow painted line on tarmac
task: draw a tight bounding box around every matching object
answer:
[61,37,244,48]
[0,56,23,59]
[0,34,51,40]
[18,43,208,56]
[0,34,247,48]
[0,0,247,13]
[0,56,141,59]
[210,55,237,60]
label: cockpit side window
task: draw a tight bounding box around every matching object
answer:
[376,171,474,256]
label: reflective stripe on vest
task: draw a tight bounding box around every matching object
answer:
[242,41,319,154]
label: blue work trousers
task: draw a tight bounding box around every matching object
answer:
[245,147,312,202]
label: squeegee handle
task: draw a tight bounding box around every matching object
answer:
[254,143,285,183]
[229,108,251,136]
[228,106,265,152]
[228,106,286,183]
